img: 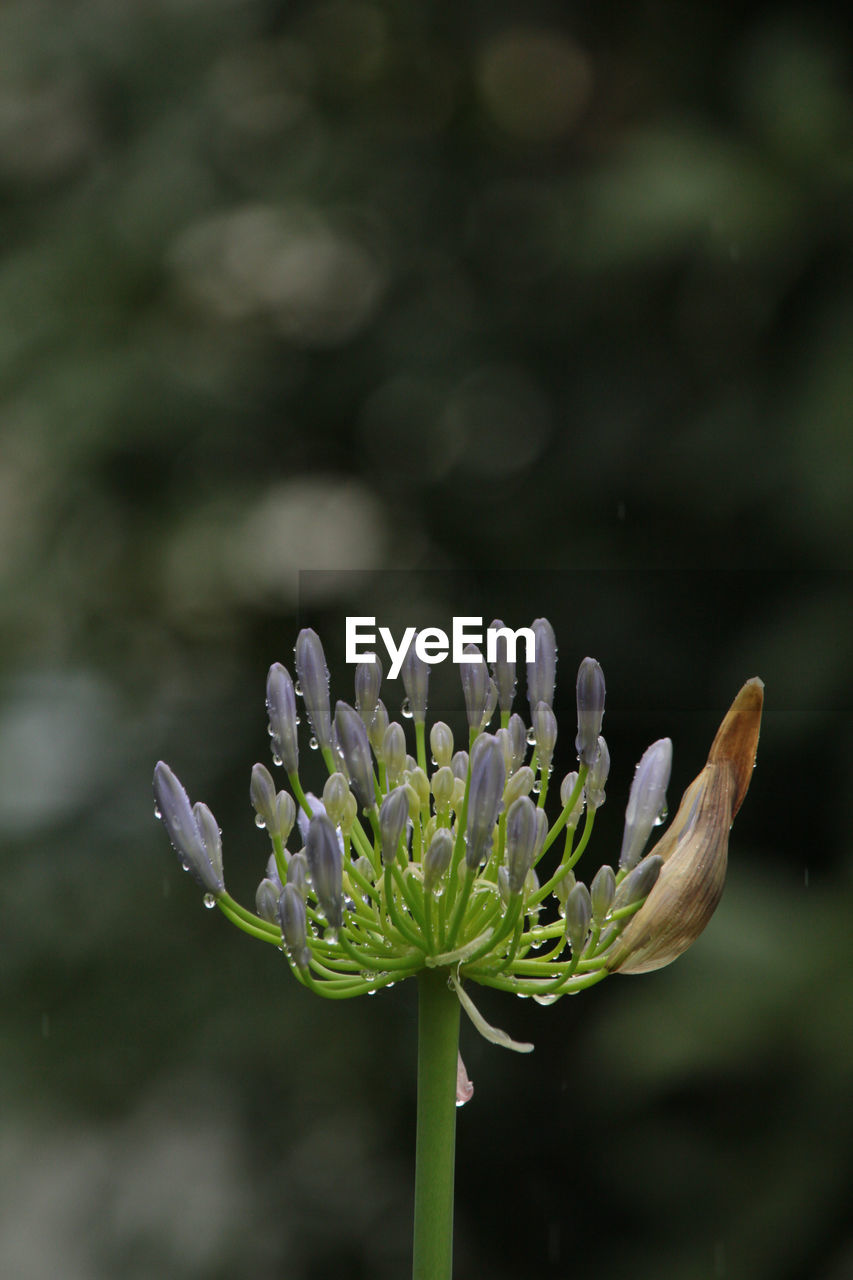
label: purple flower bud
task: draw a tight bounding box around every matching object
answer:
[278,883,310,968]
[266,663,299,774]
[154,762,224,896]
[294,629,332,752]
[250,763,277,829]
[379,785,409,865]
[489,618,517,714]
[334,701,376,810]
[382,721,407,784]
[590,864,616,923]
[322,772,350,825]
[465,735,506,869]
[193,802,223,887]
[450,749,469,781]
[575,657,606,766]
[460,644,490,730]
[565,881,591,954]
[619,738,673,871]
[613,853,663,908]
[507,713,527,772]
[559,771,585,827]
[503,764,534,809]
[402,636,430,723]
[272,791,296,844]
[287,849,309,897]
[532,701,557,771]
[355,655,383,727]
[504,796,539,894]
[585,736,610,809]
[256,878,279,923]
[305,813,343,929]
[527,617,557,712]
[423,828,453,892]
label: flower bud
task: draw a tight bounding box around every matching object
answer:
[250,763,277,830]
[575,657,606,766]
[532,701,557,772]
[503,765,534,809]
[255,878,279,923]
[431,765,455,810]
[266,663,299,773]
[460,644,490,730]
[608,678,764,974]
[424,827,453,893]
[402,636,430,724]
[619,738,673,872]
[367,699,389,754]
[272,790,296,845]
[613,854,663,911]
[565,881,591,954]
[465,735,506,869]
[559,771,584,827]
[590,864,616,923]
[294,628,332,752]
[408,766,431,811]
[383,722,407,786]
[322,772,350,826]
[379,786,409,865]
[334,701,376,810]
[192,802,223,889]
[355,655,382,727]
[287,850,309,897]
[278,883,310,969]
[305,813,343,930]
[450,750,469,781]
[584,737,610,809]
[154,762,224,896]
[430,721,454,768]
[527,617,557,712]
[489,618,517,714]
[504,796,540,895]
[507,713,528,772]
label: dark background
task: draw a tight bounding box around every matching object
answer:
[1,1,852,1277]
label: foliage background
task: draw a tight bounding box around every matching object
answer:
[1,1,851,1277]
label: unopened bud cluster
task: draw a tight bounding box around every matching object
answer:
[154,619,763,1038]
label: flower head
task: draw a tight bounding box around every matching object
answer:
[155,623,763,1054]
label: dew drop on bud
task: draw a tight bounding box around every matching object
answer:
[309,735,319,751]
[255,814,266,829]
[203,892,216,909]
[153,804,162,820]
[294,680,303,696]
[272,753,283,767]
[653,803,669,827]
[526,727,537,745]
[401,697,413,719]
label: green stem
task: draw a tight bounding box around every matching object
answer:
[413,969,460,1280]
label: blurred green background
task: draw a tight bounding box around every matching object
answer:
[1,1,852,1277]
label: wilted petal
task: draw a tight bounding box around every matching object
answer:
[608,678,764,974]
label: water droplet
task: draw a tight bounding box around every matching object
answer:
[309,735,319,751]
[153,804,162,820]
[532,780,541,794]
[526,727,536,745]
[653,803,668,827]
[203,892,216,909]
[181,859,190,873]
[294,680,303,696]
[267,723,275,737]
[295,715,301,725]
[272,753,283,767]
[255,814,266,829]
[401,697,413,719]
[533,992,559,1006]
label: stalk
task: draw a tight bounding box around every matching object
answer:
[412,969,461,1280]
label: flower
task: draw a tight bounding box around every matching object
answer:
[154,625,763,1052]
